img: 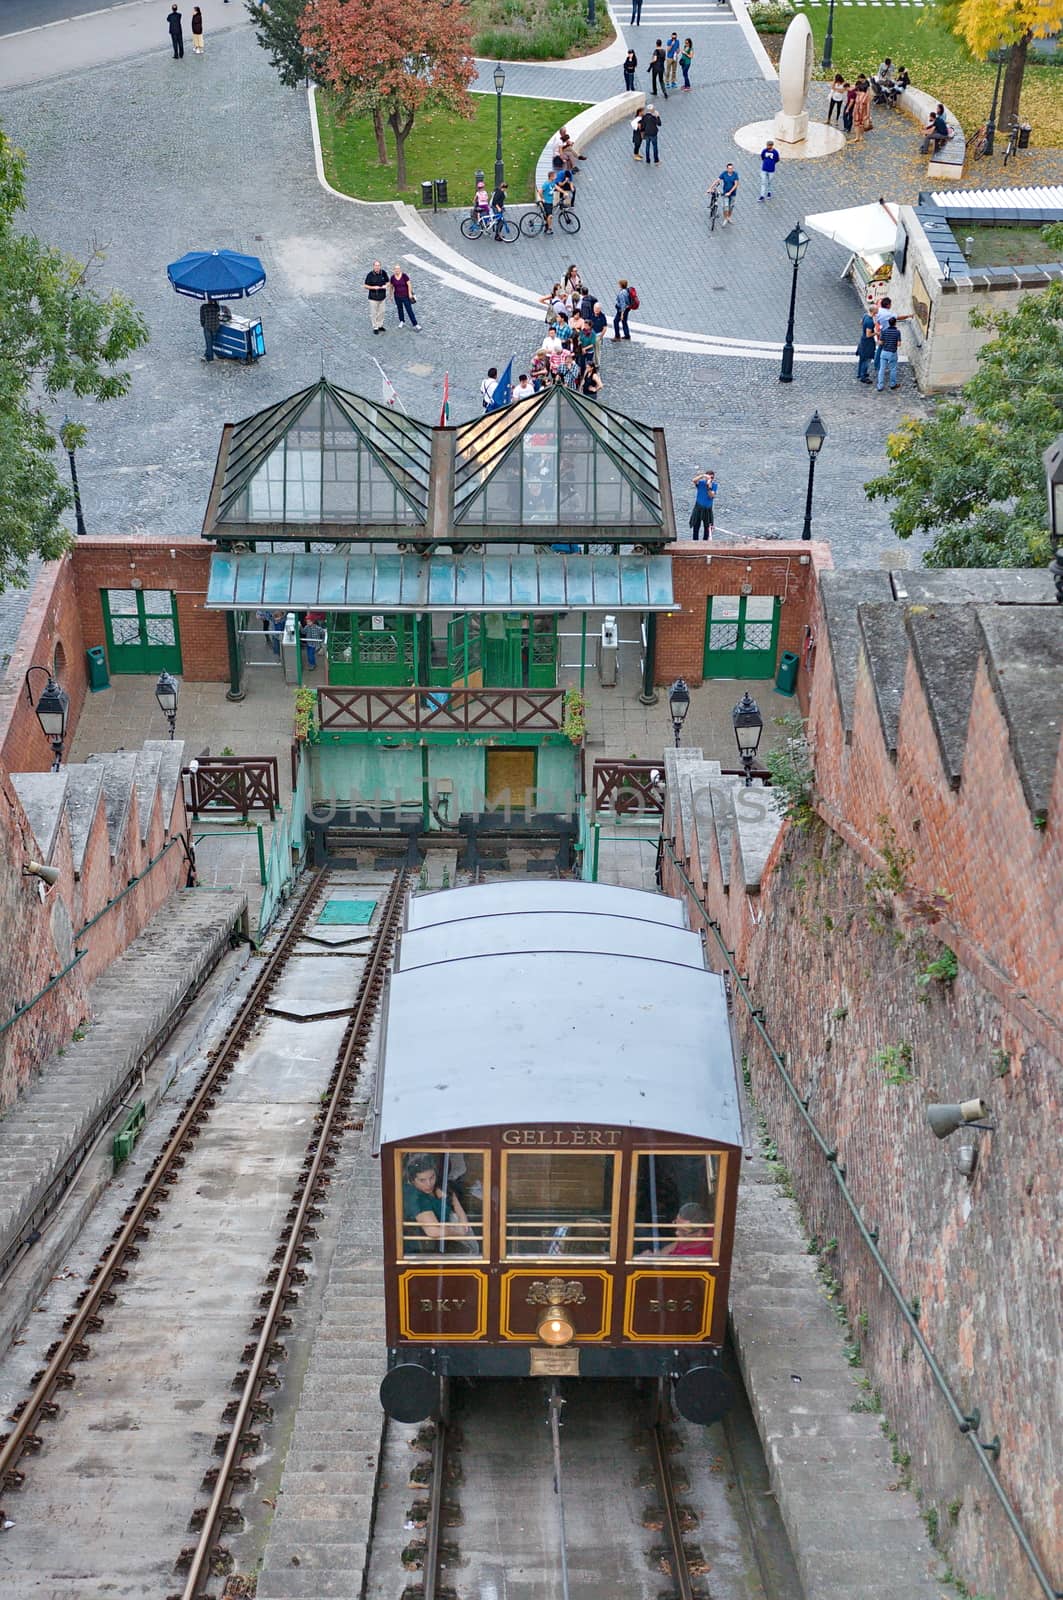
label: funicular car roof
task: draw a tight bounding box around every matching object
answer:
[377,883,742,1151]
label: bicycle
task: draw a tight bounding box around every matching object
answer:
[969,123,990,160]
[707,185,720,231]
[460,210,519,243]
[521,199,581,237]
[1002,115,1020,167]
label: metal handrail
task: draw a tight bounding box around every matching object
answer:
[660,838,1061,1600]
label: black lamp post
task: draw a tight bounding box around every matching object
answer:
[668,678,691,747]
[25,666,70,771]
[821,0,836,74]
[984,44,1009,159]
[780,222,810,384]
[155,669,180,738]
[493,62,506,190]
[801,411,827,541]
[61,417,87,538]
[588,0,596,26]
[732,692,764,786]
[1042,433,1063,604]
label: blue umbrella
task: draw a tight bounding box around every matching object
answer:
[166,249,266,301]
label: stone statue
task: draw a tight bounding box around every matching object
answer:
[775,13,814,144]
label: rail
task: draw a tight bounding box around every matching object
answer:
[422,1379,450,1600]
[185,756,280,820]
[179,866,409,1597]
[318,685,564,733]
[659,837,1061,1600]
[0,870,329,1513]
[592,759,665,817]
[651,1386,695,1600]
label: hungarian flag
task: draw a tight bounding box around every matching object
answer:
[439,372,450,426]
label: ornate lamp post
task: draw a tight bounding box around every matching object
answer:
[60,418,87,537]
[1042,433,1063,603]
[821,0,837,74]
[732,692,764,785]
[25,667,70,771]
[984,44,1009,159]
[154,669,180,738]
[801,411,827,541]
[780,223,811,384]
[668,678,691,747]
[493,63,506,190]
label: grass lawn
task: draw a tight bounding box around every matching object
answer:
[963,223,1063,267]
[469,0,614,61]
[316,93,590,204]
[777,5,1063,146]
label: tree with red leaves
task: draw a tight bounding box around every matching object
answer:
[303,0,476,191]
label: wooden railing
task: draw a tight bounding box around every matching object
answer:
[317,686,564,734]
[592,760,666,817]
[185,756,280,819]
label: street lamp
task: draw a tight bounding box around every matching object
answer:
[668,678,691,747]
[984,44,1009,159]
[779,223,810,384]
[61,418,87,538]
[1042,433,1063,603]
[821,0,837,74]
[155,669,180,738]
[732,692,764,786]
[801,411,827,541]
[493,62,506,191]
[25,667,70,771]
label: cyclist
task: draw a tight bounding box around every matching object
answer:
[491,181,508,240]
[710,163,740,225]
[538,173,557,235]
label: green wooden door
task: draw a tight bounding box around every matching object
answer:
[101,588,182,675]
[482,614,558,687]
[703,594,780,679]
[326,614,415,686]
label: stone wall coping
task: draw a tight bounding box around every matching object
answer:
[535,90,644,191]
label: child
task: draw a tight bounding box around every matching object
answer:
[473,180,490,221]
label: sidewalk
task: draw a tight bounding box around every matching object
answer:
[0,0,249,89]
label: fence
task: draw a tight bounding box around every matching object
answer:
[591,760,666,818]
[317,686,564,734]
[256,744,310,943]
[186,757,280,820]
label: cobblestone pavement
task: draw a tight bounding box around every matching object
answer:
[2,22,928,562]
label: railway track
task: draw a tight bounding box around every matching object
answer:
[0,866,408,1596]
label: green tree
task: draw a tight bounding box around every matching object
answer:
[936,0,1063,131]
[0,128,149,593]
[865,281,1062,569]
[246,0,317,89]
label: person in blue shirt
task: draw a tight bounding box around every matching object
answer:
[711,163,739,225]
[690,470,718,540]
[856,309,876,383]
[665,32,681,90]
[758,141,779,201]
[539,175,556,234]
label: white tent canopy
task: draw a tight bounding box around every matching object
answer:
[804,201,901,255]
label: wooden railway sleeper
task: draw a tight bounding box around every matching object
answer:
[201,1463,252,1490]
[212,1431,261,1456]
[242,1341,286,1364]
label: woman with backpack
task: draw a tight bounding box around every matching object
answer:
[613,279,638,341]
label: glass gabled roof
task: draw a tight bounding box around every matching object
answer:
[452,388,664,529]
[209,379,434,531]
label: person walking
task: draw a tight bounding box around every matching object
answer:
[364,261,389,332]
[876,317,902,390]
[679,38,693,90]
[640,105,662,166]
[758,141,779,200]
[648,40,668,99]
[665,33,680,89]
[390,265,419,329]
[690,471,717,540]
[623,49,638,91]
[613,280,633,340]
[827,74,845,124]
[199,296,220,360]
[190,5,204,52]
[629,0,643,22]
[631,106,646,160]
[167,3,184,57]
[714,162,739,223]
[480,368,499,409]
[856,309,876,383]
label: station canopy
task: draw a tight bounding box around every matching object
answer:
[201,377,675,545]
[376,881,742,1150]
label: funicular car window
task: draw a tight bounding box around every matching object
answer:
[631,1152,722,1261]
[398,1150,487,1258]
[504,1152,615,1258]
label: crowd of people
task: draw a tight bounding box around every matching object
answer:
[825,59,912,143]
[478,264,642,406]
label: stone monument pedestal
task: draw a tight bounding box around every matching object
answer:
[775,110,809,144]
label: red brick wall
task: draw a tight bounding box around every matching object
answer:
[72,540,229,682]
[656,541,832,713]
[0,557,87,775]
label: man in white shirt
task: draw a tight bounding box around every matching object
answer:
[512,373,536,400]
[480,367,498,409]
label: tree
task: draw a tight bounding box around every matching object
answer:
[942,0,1063,131]
[246,0,318,89]
[303,0,476,191]
[0,129,149,594]
[864,281,1063,569]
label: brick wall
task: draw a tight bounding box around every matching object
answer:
[656,541,831,712]
[0,557,87,775]
[72,539,229,682]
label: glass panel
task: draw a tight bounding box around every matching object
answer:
[111,617,141,645]
[709,624,739,652]
[632,1153,720,1261]
[743,595,776,621]
[400,1150,486,1258]
[711,595,741,620]
[107,589,137,615]
[145,618,176,647]
[504,1152,614,1259]
[142,590,173,615]
[743,623,774,651]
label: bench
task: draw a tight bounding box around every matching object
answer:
[897,86,966,179]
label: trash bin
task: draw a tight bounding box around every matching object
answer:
[1018,123,1032,149]
[434,177,448,206]
[421,180,434,208]
[775,650,799,696]
[86,646,109,692]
